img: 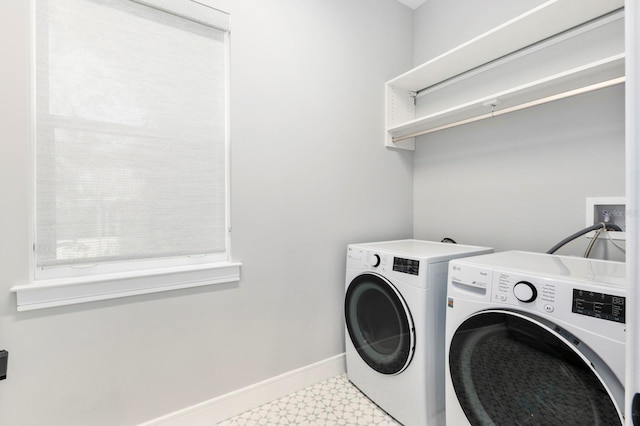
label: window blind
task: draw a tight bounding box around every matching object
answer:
[35,0,229,271]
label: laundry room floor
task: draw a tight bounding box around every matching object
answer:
[216,373,400,425]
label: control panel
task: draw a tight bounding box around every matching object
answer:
[347,247,418,275]
[347,246,430,290]
[572,289,625,323]
[491,272,559,314]
[348,247,390,269]
[393,257,420,275]
[449,260,627,326]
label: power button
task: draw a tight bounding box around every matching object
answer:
[544,304,554,313]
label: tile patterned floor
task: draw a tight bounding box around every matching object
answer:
[216,374,401,425]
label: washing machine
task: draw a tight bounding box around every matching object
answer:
[345,239,492,426]
[445,251,626,426]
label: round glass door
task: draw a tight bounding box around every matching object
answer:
[449,311,622,426]
[345,273,414,375]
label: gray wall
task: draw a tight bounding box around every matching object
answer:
[0,1,413,425]
[412,0,546,65]
[411,0,626,259]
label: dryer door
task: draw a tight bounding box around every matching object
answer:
[345,273,415,375]
[449,310,623,426]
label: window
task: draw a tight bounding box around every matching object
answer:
[11,0,239,311]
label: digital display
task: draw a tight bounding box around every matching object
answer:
[572,289,625,323]
[393,257,419,275]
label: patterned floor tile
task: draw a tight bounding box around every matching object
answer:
[216,374,400,426]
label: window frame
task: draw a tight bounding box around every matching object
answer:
[11,0,240,312]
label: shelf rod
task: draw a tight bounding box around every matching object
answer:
[392,76,626,144]
[414,8,624,99]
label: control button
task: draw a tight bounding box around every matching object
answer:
[499,294,507,302]
[544,304,554,313]
[513,281,537,303]
[370,254,381,267]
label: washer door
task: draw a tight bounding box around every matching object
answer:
[449,310,622,426]
[345,273,415,375]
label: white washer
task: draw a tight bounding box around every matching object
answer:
[445,251,626,426]
[345,240,492,426]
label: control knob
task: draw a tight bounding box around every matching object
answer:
[513,281,537,303]
[370,254,381,267]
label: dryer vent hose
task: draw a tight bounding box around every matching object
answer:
[546,222,622,255]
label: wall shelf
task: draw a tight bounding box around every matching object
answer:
[385,0,625,150]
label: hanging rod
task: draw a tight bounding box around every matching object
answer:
[392,76,625,144]
[414,8,624,99]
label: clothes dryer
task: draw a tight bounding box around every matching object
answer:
[345,240,492,426]
[445,251,626,426]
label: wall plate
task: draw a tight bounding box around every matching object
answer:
[586,196,626,241]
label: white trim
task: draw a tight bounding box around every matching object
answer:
[35,253,230,280]
[132,0,230,31]
[11,261,241,311]
[28,0,37,290]
[625,0,640,420]
[137,354,347,426]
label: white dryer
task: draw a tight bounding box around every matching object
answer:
[445,251,626,426]
[345,240,492,426]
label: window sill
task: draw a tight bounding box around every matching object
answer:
[10,261,241,311]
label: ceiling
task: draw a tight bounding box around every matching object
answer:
[396,0,426,9]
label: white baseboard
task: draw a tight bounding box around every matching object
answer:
[138,353,346,426]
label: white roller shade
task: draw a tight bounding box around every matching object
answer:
[35,0,229,271]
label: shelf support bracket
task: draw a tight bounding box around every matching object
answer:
[482,98,501,118]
